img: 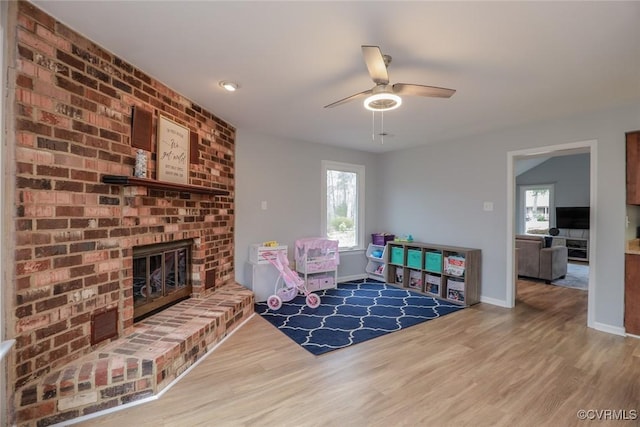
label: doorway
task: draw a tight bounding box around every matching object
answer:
[506,140,596,328]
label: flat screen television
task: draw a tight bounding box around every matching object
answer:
[555,206,589,229]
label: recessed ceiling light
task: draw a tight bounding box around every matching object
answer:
[219,81,239,92]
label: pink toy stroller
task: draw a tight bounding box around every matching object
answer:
[264,250,321,310]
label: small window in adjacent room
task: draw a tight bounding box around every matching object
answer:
[321,160,365,251]
[519,184,555,234]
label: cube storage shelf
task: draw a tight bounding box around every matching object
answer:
[386,241,481,306]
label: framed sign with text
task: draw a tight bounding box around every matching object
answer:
[157,115,190,184]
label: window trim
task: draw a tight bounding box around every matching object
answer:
[519,183,555,234]
[321,160,365,251]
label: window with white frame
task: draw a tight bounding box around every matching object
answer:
[321,160,365,250]
[519,184,555,234]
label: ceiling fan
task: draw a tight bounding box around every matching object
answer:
[324,45,456,111]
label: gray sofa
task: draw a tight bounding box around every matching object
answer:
[515,234,568,283]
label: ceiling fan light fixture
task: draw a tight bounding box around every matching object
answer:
[364,92,402,111]
[219,81,239,92]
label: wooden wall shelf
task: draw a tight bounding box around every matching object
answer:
[101,175,229,196]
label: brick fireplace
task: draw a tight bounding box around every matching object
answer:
[5,2,254,425]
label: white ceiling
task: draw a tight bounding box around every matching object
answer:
[32,1,640,153]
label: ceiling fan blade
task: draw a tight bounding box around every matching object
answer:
[324,89,372,108]
[362,45,389,85]
[393,83,456,98]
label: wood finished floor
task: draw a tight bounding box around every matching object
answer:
[77,281,640,427]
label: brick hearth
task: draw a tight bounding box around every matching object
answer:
[18,283,254,426]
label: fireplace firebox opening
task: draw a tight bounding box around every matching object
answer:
[133,240,193,321]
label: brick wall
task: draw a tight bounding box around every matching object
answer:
[8,0,236,402]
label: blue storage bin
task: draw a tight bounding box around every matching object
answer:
[390,246,404,265]
[407,249,422,269]
[425,252,442,273]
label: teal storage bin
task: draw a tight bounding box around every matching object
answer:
[425,252,442,273]
[406,249,422,269]
[390,246,404,265]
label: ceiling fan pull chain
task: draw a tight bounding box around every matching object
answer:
[381,111,384,144]
[371,110,375,141]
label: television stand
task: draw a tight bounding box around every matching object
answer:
[554,237,589,262]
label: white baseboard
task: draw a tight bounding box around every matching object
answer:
[479,295,511,308]
[338,273,367,282]
[592,321,626,336]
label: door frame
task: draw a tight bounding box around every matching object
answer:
[506,139,596,328]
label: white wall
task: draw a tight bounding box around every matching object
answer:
[518,153,590,206]
[377,103,640,329]
[235,130,380,285]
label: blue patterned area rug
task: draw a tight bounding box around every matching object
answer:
[552,262,589,290]
[254,279,465,356]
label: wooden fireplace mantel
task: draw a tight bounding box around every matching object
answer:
[101,175,230,196]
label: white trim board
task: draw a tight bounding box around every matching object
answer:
[339,274,368,283]
[480,295,510,308]
[592,322,625,337]
[507,140,597,328]
[320,160,366,251]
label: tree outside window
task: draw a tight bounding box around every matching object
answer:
[520,184,555,234]
[322,161,365,250]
